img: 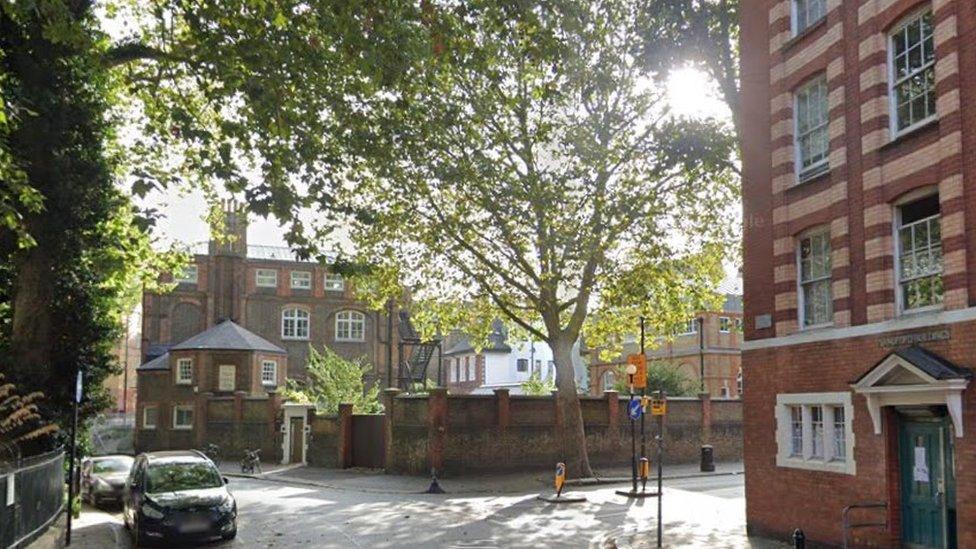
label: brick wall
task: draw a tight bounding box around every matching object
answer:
[384,390,742,476]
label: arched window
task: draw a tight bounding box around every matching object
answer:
[602,370,615,391]
[282,308,310,340]
[335,310,366,342]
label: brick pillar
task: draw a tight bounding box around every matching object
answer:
[605,390,620,446]
[339,403,354,468]
[233,391,246,454]
[427,387,448,475]
[494,388,510,430]
[382,388,401,471]
[699,392,712,445]
[267,391,281,438]
[195,392,211,448]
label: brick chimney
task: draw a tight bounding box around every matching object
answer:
[208,199,248,324]
[209,198,248,257]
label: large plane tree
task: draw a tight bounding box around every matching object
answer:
[345,1,738,477]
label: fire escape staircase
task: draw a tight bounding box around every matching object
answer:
[396,311,442,390]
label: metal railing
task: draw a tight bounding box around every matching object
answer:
[842,501,887,548]
[0,451,65,549]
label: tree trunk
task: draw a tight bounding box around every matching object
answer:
[8,247,55,387]
[551,335,594,479]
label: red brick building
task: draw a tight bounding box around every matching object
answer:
[741,0,976,546]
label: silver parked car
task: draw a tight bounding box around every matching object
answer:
[81,455,134,507]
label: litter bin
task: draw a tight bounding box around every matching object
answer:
[700,444,715,472]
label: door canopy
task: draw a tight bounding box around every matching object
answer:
[852,346,971,437]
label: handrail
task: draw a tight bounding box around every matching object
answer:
[842,501,887,549]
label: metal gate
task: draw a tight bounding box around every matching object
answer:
[351,415,386,468]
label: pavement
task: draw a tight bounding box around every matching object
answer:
[40,462,791,549]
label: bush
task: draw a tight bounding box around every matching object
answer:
[280,346,383,415]
[612,360,694,396]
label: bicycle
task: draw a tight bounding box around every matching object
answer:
[240,448,262,474]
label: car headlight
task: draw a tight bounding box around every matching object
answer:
[218,497,235,513]
[141,503,165,519]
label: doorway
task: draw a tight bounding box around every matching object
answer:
[289,417,304,464]
[899,413,956,548]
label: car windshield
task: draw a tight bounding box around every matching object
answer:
[92,457,133,474]
[146,461,223,494]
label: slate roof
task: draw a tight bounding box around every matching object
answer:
[144,343,172,362]
[137,352,170,371]
[444,320,512,355]
[170,320,286,354]
[856,345,973,383]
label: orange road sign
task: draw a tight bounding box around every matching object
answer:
[627,354,647,389]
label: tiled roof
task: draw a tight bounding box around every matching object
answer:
[890,346,972,380]
[138,352,170,371]
[170,320,286,354]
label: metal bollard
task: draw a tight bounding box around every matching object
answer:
[700,444,715,472]
[792,528,805,549]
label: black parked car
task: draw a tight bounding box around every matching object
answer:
[81,455,134,507]
[123,450,237,545]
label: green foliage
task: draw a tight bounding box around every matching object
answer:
[280,346,382,415]
[612,360,694,397]
[0,373,59,458]
[521,371,556,397]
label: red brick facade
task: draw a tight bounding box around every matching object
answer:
[741,0,976,545]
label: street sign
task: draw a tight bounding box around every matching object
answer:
[75,370,83,403]
[651,398,667,416]
[628,398,643,420]
[627,354,647,389]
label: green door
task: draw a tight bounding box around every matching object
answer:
[900,417,956,548]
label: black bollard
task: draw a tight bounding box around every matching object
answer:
[792,528,805,549]
[700,444,715,472]
[425,467,445,494]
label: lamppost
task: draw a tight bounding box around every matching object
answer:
[697,316,705,394]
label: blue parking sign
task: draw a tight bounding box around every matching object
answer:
[628,398,642,420]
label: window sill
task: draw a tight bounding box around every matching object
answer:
[142,426,156,431]
[898,304,944,319]
[325,288,345,293]
[776,455,855,475]
[281,336,310,341]
[799,322,834,332]
[175,381,193,386]
[335,338,366,343]
[793,165,831,188]
[783,17,827,52]
[883,117,939,151]
[172,426,194,431]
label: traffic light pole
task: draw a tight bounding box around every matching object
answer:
[656,391,665,548]
[639,317,647,492]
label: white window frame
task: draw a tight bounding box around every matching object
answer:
[290,270,312,290]
[736,368,743,396]
[261,360,278,386]
[143,406,158,430]
[324,273,345,292]
[176,264,198,284]
[176,358,193,385]
[791,0,826,35]
[172,404,195,430]
[776,392,855,474]
[888,9,936,137]
[335,310,366,342]
[894,190,943,315]
[794,75,830,183]
[256,268,278,288]
[281,308,310,340]
[719,317,731,333]
[797,227,833,329]
[516,358,528,373]
[680,318,698,335]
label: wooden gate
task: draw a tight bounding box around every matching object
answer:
[351,414,386,468]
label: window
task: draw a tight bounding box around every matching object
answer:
[176,264,198,284]
[734,318,743,332]
[721,383,730,398]
[218,365,235,392]
[173,405,194,430]
[467,358,474,382]
[798,229,832,327]
[335,310,365,341]
[680,319,698,335]
[602,370,615,391]
[789,406,803,457]
[736,368,743,396]
[547,361,555,379]
[792,0,826,34]
[290,271,311,289]
[256,268,278,288]
[897,194,942,311]
[833,406,846,461]
[261,360,278,386]
[176,358,193,385]
[516,358,528,373]
[795,76,829,182]
[890,10,935,133]
[810,406,824,458]
[719,317,731,333]
[324,273,345,292]
[282,308,310,339]
[143,406,158,430]
[776,393,854,474]
[454,360,460,382]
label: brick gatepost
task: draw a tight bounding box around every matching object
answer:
[382,388,401,471]
[427,387,448,474]
[338,403,354,468]
[699,392,712,445]
[605,390,620,447]
[494,388,510,431]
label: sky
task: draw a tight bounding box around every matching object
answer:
[147,67,731,250]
